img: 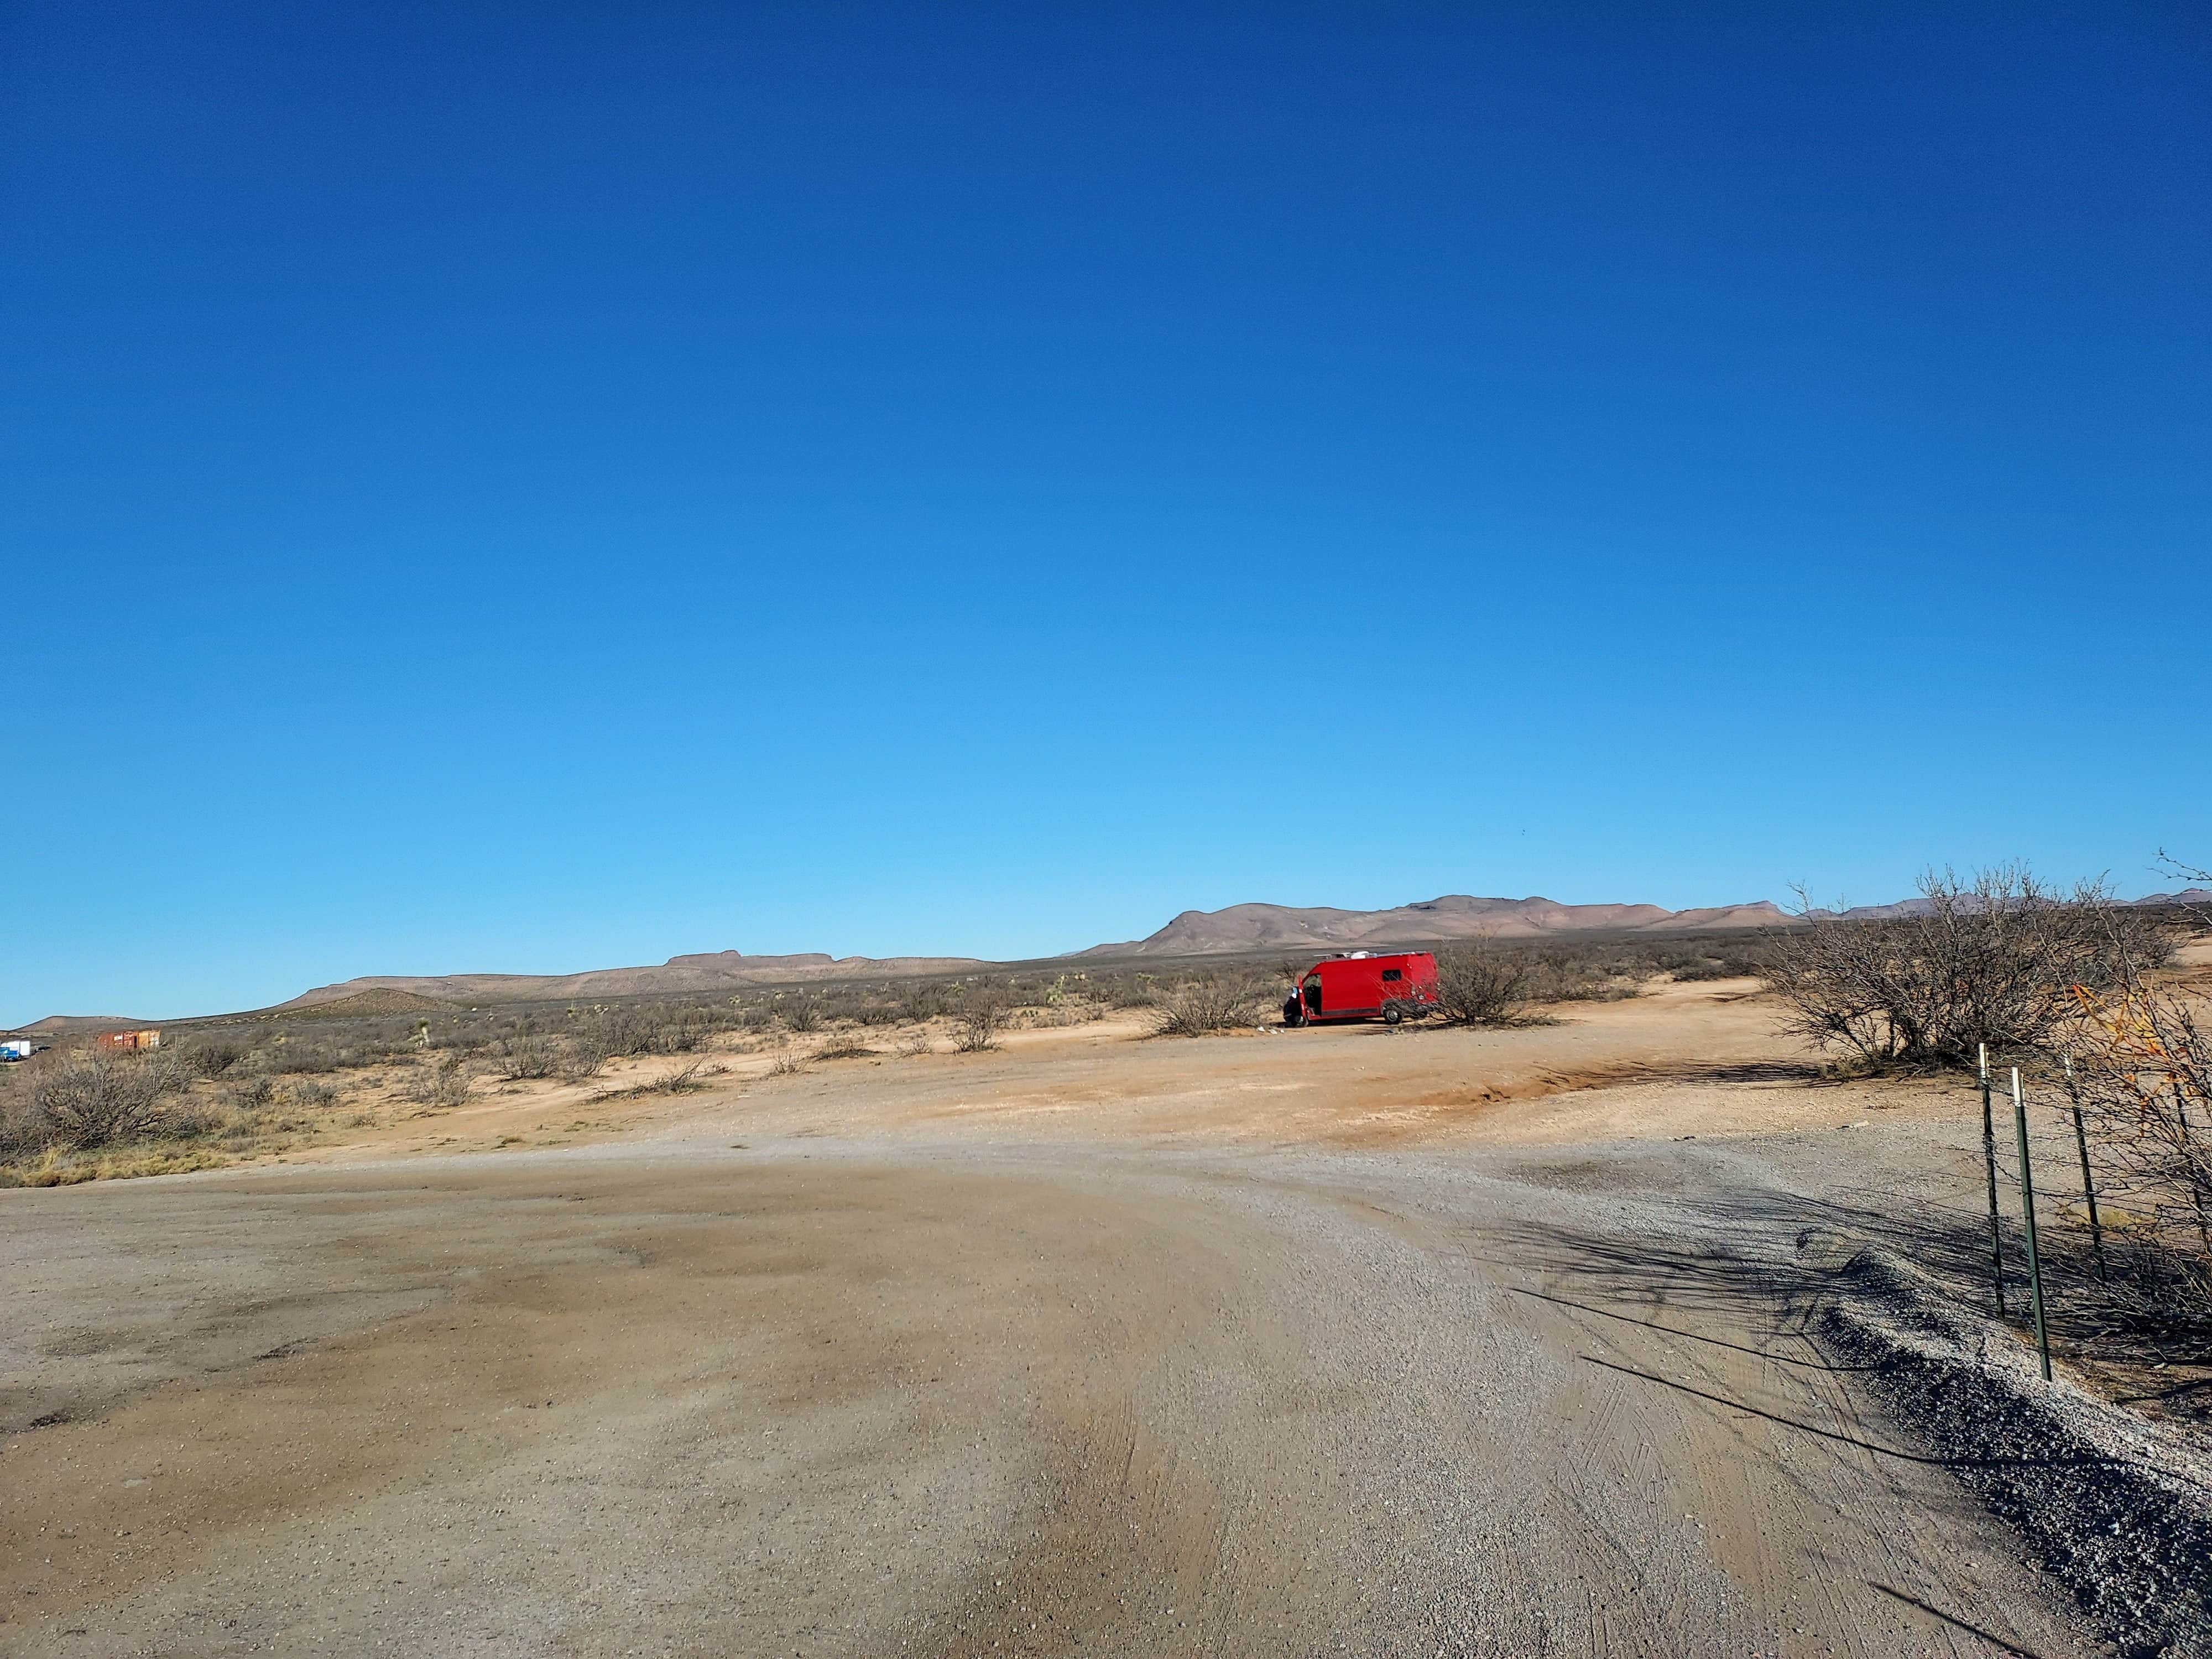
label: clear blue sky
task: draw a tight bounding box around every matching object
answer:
[4,3,2206,1022]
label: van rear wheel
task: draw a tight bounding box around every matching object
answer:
[1383,1003,1404,1025]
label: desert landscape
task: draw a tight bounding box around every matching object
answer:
[6,900,2210,1658]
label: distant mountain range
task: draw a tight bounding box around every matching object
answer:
[1073,894,1793,957]
[1804,888,2212,922]
[274,949,987,1011]
[18,888,2205,1030]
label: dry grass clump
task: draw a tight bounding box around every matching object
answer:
[813,1037,876,1061]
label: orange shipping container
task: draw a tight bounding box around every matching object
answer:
[96,1030,161,1051]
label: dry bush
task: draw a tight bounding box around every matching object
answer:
[2060,862,2212,1297]
[1765,867,2166,1070]
[289,1079,341,1112]
[0,1085,44,1158]
[896,1030,935,1057]
[651,1060,709,1093]
[1432,939,1531,1026]
[814,1037,875,1061]
[31,1051,187,1149]
[765,1050,809,1077]
[179,1039,246,1078]
[406,1055,474,1108]
[953,982,1010,1052]
[228,1073,276,1111]
[559,1037,611,1085]
[493,1031,562,1081]
[781,995,823,1035]
[264,1037,347,1075]
[1150,973,1261,1037]
[898,982,951,1022]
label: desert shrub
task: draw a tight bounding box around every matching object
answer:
[896,1030,935,1057]
[594,1006,662,1058]
[493,1031,562,1081]
[228,1073,277,1111]
[264,1037,345,1074]
[781,996,823,1035]
[765,1050,809,1077]
[1150,974,1261,1037]
[0,1084,50,1156]
[2059,860,2212,1297]
[814,1037,875,1061]
[850,993,898,1027]
[32,1052,187,1149]
[406,1055,474,1108]
[559,1036,610,1084]
[1432,941,1531,1026]
[896,981,946,1023]
[180,1040,247,1078]
[290,1079,341,1111]
[641,1005,716,1054]
[1766,867,2168,1071]
[952,982,1010,1052]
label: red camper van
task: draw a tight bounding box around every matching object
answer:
[1282,951,1438,1027]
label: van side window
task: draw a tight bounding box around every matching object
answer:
[1381,968,1402,982]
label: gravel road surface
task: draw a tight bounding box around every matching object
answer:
[2,1127,2098,1658]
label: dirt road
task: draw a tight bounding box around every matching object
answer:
[4,1119,2095,1656]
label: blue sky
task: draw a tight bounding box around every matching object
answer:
[4,3,2207,1022]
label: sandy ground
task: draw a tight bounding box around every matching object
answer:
[0,982,2132,1657]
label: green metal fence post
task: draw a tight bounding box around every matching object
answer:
[1980,1044,2006,1316]
[2012,1067,2052,1382]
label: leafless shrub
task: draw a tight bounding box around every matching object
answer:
[1150,973,1262,1037]
[32,1052,187,1149]
[2060,858,2212,1298]
[813,1038,875,1061]
[896,1030,935,1057]
[781,996,823,1035]
[952,982,1010,1052]
[897,981,946,1023]
[652,1060,709,1093]
[1432,939,1531,1026]
[593,1006,661,1058]
[180,1040,246,1078]
[0,1087,45,1157]
[651,1007,713,1053]
[765,1050,809,1077]
[264,1037,346,1074]
[406,1055,474,1108]
[228,1073,277,1111]
[289,1079,341,1111]
[559,1038,610,1085]
[493,1031,562,1081]
[1765,867,2166,1071]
